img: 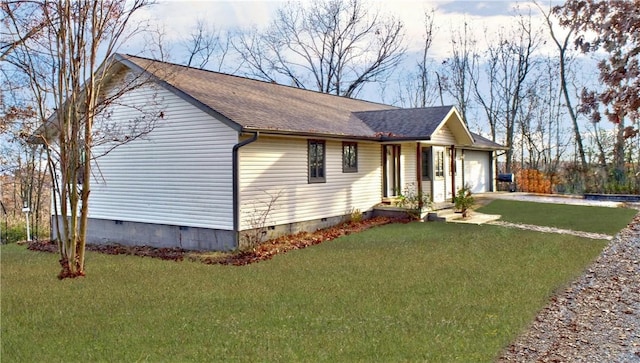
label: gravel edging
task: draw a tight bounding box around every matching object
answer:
[497,213,640,362]
[488,221,613,241]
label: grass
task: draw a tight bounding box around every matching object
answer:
[1,221,609,362]
[476,199,637,235]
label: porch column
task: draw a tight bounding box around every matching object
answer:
[416,143,423,209]
[450,145,456,202]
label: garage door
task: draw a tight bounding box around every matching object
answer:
[464,150,491,193]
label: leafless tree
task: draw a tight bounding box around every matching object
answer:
[233,0,405,98]
[0,1,49,62]
[490,15,540,173]
[470,30,502,142]
[537,2,589,179]
[442,21,477,123]
[3,0,165,278]
[183,19,236,72]
[395,9,438,108]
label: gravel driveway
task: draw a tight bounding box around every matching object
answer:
[497,213,640,362]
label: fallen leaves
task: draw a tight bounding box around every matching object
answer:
[27,216,403,266]
[200,216,401,266]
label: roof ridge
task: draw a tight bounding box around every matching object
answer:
[352,105,455,114]
[120,53,395,108]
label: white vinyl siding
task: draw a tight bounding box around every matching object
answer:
[88,83,238,230]
[401,143,417,193]
[239,136,381,230]
[431,124,456,145]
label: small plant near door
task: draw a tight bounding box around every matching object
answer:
[454,185,474,218]
[395,183,431,219]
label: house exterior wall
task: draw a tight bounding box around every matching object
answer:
[238,136,382,232]
[431,124,456,145]
[75,82,238,250]
[399,143,418,195]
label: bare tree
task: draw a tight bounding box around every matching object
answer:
[183,19,236,72]
[0,1,49,62]
[234,0,405,98]
[537,2,589,179]
[491,15,540,173]
[3,0,164,278]
[470,30,502,142]
[395,9,438,108]
[442,21,477,123]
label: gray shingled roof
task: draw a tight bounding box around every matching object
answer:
[122,54,395,138]
[470,132,508,150]
[353,106,453,138]
[118,54,504,150]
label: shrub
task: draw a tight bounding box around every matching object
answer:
[394,183,431,211]
[1,223,27,244]
[349,209,363,223]
[453,186,474,218]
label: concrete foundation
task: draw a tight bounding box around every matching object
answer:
[52,216,237,251]
[52,211,377,251]
[238,211,373,249]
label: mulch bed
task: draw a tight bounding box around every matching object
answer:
[27,216,405,266]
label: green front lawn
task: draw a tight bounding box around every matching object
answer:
[476,199,637,235]
[2,222,607,362]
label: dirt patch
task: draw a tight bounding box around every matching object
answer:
[27,216,404,266]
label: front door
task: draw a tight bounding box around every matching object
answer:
[383,145,401,197]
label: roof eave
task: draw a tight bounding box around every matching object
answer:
[379,136,431,142]
[241,128,381,141]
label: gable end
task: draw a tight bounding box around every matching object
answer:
[116,54,242,132]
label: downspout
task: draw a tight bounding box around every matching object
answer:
[232,131,259,247]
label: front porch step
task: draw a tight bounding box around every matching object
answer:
[431,202,454,211]
[426,208,462,222]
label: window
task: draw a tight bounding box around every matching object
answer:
[421,147,431,180]
[308,140,326,183]
[342,142,358,173]
[435,150,445,178]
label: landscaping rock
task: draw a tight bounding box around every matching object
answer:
[498,213,640,362]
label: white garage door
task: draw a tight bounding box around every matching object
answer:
[464,150,491,193]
